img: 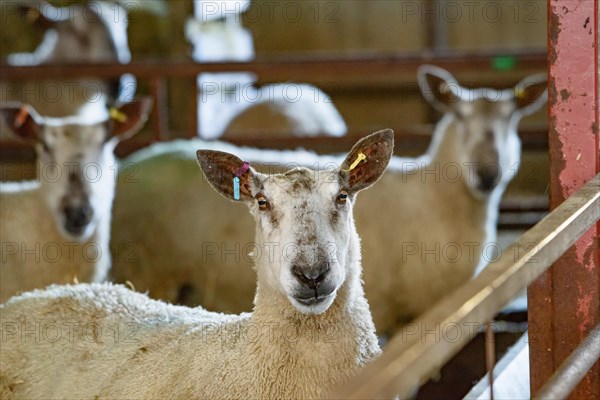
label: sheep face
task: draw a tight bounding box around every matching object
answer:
[249,168,353,315]
[197,129,394,315]
[34,121,118,240]
[418,65,547,198]
[0,98,152,241]
[452,95,522,197]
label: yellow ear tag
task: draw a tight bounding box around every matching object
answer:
[26,9,41,25]
[109,107,128,123]
[342,152,366,172]
[515,88,525,100]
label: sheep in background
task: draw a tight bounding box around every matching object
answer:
[0,130,392,399]
[0,98,152,302]
[1,0,137,138]
[186,0,347,139]
[358,66,548,334]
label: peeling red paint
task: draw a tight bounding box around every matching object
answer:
[560,89,571,101]
[529,1,600,399]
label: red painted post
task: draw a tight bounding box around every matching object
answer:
[528,1,600,399]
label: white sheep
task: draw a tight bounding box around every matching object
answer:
[0,98,152,302]
[186,0,347,139]
[1,0,136,138]
[0,130,392,399]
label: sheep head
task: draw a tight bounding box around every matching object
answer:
[197,129,394,315]
[0,97,152,241]
[418,65,547,197]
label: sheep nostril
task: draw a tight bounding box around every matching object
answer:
[292,263,330,289]
[292,265,311,286]
[313,264,330,285]
[477,167,500,192]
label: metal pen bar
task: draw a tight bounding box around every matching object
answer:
[328,174,600,399]
[0,50,547,81]
[149,77,169,141]
[533,323,600,400]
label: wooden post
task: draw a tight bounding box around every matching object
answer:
[528,1,600,398]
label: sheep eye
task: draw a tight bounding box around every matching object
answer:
[337,190,348,204]
[256,196,269,210]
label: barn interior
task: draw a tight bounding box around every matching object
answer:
[0,1,598,399]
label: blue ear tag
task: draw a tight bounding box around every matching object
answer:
[233,176,241,201]
[233,161,250,201]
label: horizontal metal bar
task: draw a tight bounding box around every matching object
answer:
[533,323,600,400]
[328,174,600,399]
[500,196,549,212]
[0,50,546,81]
[0,123,550,159]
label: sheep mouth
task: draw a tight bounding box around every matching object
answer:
[293,292,335,306]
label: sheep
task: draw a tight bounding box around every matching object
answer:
[186,0,347,139]
[109,67,546,332]
[0,130,393,399]
[0,98,152,303]
[358,66,548,333]
[1,0,136,139]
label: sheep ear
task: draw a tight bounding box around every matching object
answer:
[418,64,461,112]
[19,3,51,28]
[20,1,68,27]
[339,129,394,193]
[0,103,43,143]
[196,150,256,202]
[513,74,548,115]
[107,97,153,141]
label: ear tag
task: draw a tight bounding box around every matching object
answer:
[233,161,250,201]
[515,88,525,100]
[109,107,128,123]
[26,9,41,25]
[15,106,29,128]
[342,152,366,172]
[233,177,241,200]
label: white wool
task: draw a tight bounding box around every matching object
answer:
[0,179,112,302]
[2,133,390,398]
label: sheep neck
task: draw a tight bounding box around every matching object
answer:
[423,113,507,276]
[34,172,112,283]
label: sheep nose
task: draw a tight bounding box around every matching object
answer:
[476,166,500,192]
[292,263,330,289]
[64,203,93,234]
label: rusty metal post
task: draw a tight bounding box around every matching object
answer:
[528,1,600,399]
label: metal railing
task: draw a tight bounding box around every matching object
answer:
[533,323,600,399]
[328,174,600,399]
[1,50,548,156]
